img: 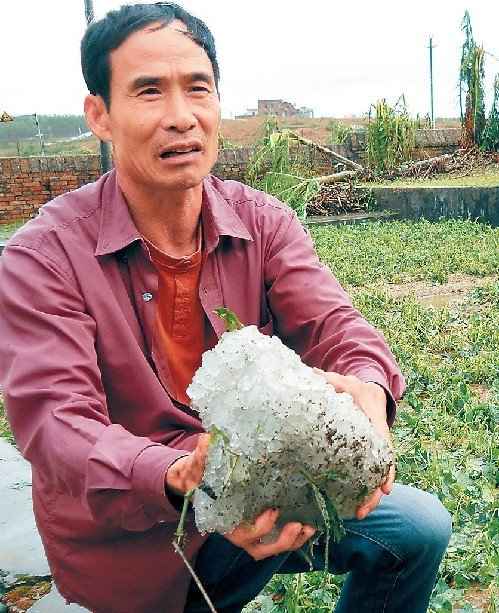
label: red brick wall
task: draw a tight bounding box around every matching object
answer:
[0,156,101,224]
[0,151,259,225]
[0,147,332,225]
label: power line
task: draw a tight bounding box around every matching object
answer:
[484,50,499,62]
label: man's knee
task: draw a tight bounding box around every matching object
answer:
[423,493,452,555]
[396,486,452,560]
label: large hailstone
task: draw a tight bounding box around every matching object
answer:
[187,321,393,537]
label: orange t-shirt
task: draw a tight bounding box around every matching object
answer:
[146,237,208,406]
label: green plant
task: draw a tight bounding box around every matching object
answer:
[459,11,486,147]
[328,121,353,145]
[246,125,320,220]
[0,397,15,444]
[366,97,417,173]
[481,74,499,152]
[217,132,237,150]
[0,219,27,241]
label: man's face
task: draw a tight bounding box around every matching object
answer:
[99,20,220,193]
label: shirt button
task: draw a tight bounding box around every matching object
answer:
[142,292,153,302]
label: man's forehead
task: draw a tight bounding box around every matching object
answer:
[142,18,188,36]
[111,19,210,66]
[123,19,199,52]
[109,19,213,83]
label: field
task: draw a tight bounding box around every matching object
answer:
[247,219,499,612]
[0,116,463,157]
[1,219,498,612]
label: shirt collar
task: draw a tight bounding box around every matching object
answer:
[94,170,141,257]
[201,177,253,253]
[94,171,253,258]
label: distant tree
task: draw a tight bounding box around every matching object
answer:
[459,11,486,148]
[0,115,88,142]
[481,75,499,151]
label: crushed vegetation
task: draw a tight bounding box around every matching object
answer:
[306,181,373,216]
[243,219,499,613]
[0,575,52,612]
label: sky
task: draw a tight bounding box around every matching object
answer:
[2,0,499,121]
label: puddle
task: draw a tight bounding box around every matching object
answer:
[418,293,463,308]
[384,274,498,308]
[469,384,491,403]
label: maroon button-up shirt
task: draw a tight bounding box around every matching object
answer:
[0,171,405,613]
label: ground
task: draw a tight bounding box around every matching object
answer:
[0,116,462,156]
[245,219,499,613]
[360,163,499,188]
[1,219,498,612]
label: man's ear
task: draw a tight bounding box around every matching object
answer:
[84,94,112,142]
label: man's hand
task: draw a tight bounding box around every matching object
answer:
[165,433,211,496]
[166,435,316,560]
[315,370,395,520]
[224,509,316,561]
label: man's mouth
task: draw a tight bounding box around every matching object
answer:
[159,144,202,159]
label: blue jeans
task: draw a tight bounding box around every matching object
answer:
[184,484,452,613]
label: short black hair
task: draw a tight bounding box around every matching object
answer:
[81,3,220,108]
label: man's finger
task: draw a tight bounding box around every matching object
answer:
[289,525,316,551]
[313,369,348,392]
[227,508,279,545]
[381,465,396,495]
[247,522,304,560]
[193,433,211,463]
[356,487,383,520]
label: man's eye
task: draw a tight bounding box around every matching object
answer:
[191,86,210,93]
[138,88,161,96]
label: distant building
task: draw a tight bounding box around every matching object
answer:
[257,100,314,119]
[234,108,258,119]
[297,106,314,119]
[0,111,14,123]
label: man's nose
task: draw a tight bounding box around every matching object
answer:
[161,91,197,133]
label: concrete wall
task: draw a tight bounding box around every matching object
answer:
[335,128,461,163]
[369,185,499,226]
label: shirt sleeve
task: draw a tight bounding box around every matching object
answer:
[264,211,405,426]
[0,244,191,530]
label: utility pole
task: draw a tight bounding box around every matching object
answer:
[84,0,94,23]
[428,37,436,129]
[83,0,112,174]
[33,113,46,155]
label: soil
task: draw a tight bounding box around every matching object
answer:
[219,116,362,147]
[1,582,51,612]
[382,274,498,308]
[219,116,461,148]
[463,584,495,611]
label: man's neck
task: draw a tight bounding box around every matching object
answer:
[118,177,203,258]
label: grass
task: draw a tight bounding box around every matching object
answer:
[0,398,14,444]
[0,219,27,241]
[245,219,498,613]
[359,167,499,188]
[311,219,499,286]
[0,136,98,158]
[1,219,497,612]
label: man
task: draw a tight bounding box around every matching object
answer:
[0,4,451,612]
